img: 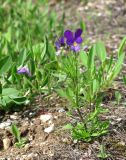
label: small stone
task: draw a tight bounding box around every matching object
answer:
[40,114,53,123]
[0,120,12,129]
[117,141,125,146]
[28,135,34,141]
[44,124,54,134]
[54,116,58,119]
[22,120,29,127]
[73,139,78,144]
[3,138,11,150]
[14,112,18,115]
[62,138,72,145]
[58,108,65,113]
[10,115,18,120]
[24,143,31,151]
[29,112,36,118]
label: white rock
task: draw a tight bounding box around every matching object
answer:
[10,115,18,120]
[0,120,12,129]
[58,108,65,113]
[73,139,78,144]
[3,138,11,150]
[40,114,53,123]
[44,124,54,134]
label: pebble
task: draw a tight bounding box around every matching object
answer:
[3,138,11,150]
[58,108,65,113]
[44,124,54,134]
[0,120,12,129]
[29,112,36,118]
[40,114,53,123]
[73,139,78,144]
[24,143,31,151]
[10,115,18,120]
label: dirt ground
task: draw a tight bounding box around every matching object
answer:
[0,0,126,159]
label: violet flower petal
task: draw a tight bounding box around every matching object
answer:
[55,41,61,50]
[75,37,83,44]
[59,36,65,45]
[17,67,31,76]
[64,30,74,45]
[71,45,80,52]
[75,29,83,39]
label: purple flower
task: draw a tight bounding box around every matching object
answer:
[17,67,31,76]
[64,29,83,52]
[55,36,65,50]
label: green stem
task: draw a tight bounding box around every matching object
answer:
[74,52,87,130]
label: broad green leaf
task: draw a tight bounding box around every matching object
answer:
[88,46,95,71]
[0,56,12,75]
[95,41,106,62]
[2,88,19,96]
[0,96,11,107]
[80,51,88,67]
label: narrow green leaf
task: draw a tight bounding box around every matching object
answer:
[80,51,88,67]
[11,124,21,142]
[118,36,126,57]
[0,56,12,75]
[88,45,95,71]
[95,41,106,62]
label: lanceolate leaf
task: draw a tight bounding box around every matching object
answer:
[88,45,95,71]
[95,41,106,62]
[80,51,88,67]
[11,124,21,142]
[111,52,125,80]
[0,56,12,75]
[118,36,126,57]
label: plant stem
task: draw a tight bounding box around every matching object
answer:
[74,53,87,130]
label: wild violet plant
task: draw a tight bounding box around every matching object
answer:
[56,29,126,141]
[0,0,63,110]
